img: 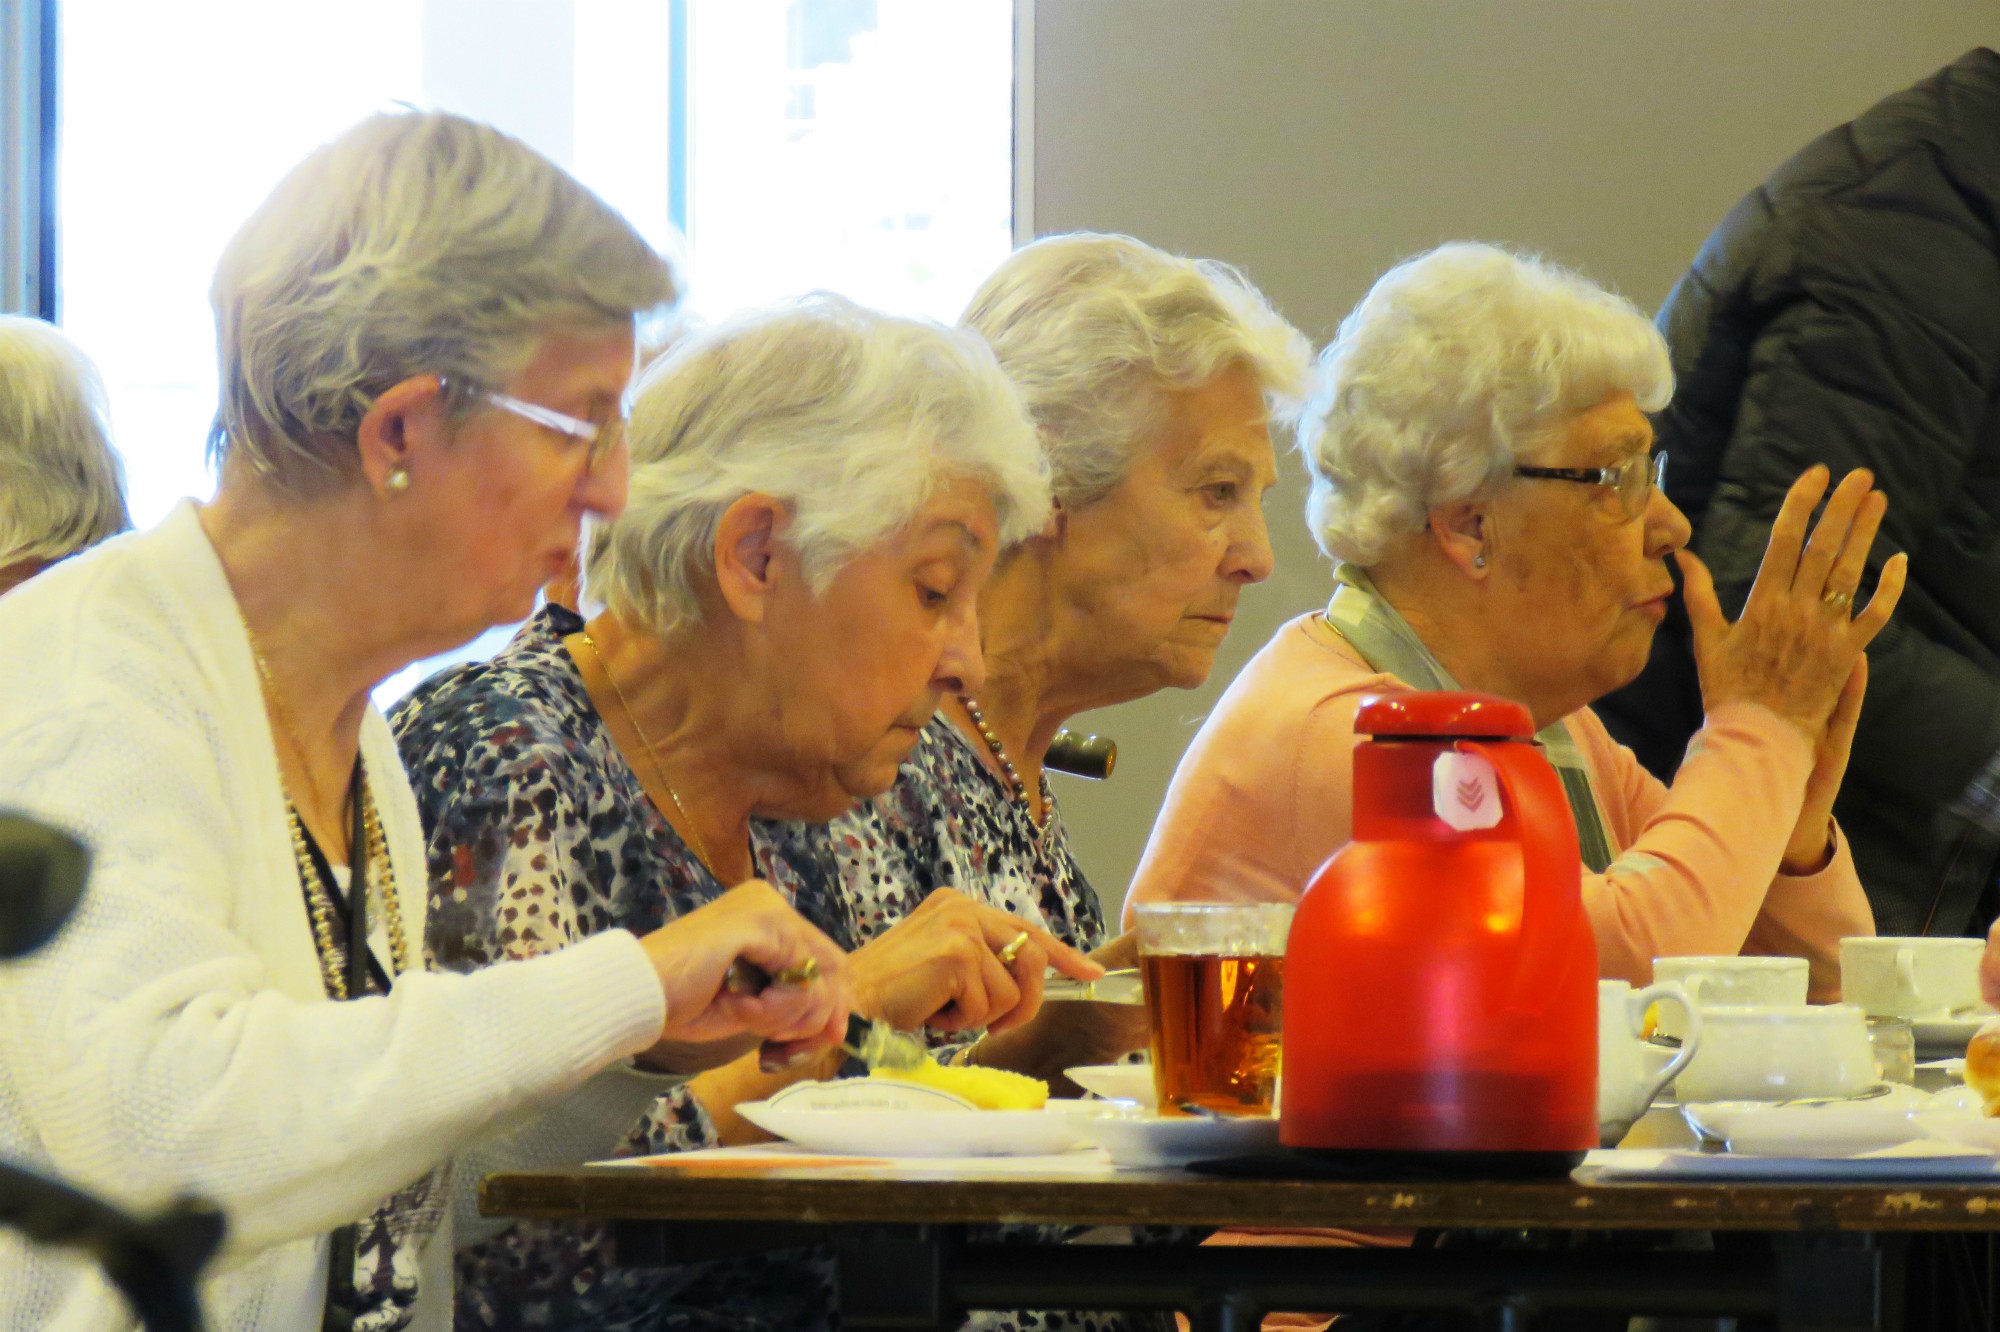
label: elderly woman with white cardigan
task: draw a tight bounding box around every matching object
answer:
[0,315,130,594]
[0,112,856,1332]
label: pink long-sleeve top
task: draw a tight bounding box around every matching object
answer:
[1125,612,1874,1000]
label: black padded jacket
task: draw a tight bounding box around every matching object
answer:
[1597,48,2000,937]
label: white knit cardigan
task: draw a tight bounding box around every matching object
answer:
[0,503,673,1331]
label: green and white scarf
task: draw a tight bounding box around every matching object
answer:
[1325,565,1617,873]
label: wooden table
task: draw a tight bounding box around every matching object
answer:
[482,1159,2000,1331]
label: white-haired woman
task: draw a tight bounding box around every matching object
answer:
[0,113,862,1332]
[390,294,1095,1331]
[0,315,130,593]
[772,233,1315,1093]
[1131,242,1905,998]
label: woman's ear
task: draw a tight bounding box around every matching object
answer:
[712,493,789,624]
[1038,496,1067,544]
[356,374,447,498]
[1428,500,1491,577]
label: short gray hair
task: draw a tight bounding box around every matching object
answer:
[0,317,130,568]
[1303,242,1672,567]
[208,110,677,496]
[961,232,1314,506]
[588,294,1051,637]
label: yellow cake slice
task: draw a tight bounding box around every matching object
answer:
[871,1059,1049,1110]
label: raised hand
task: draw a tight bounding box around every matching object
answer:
[848,888,1101,1035]
[1678,465,1906,739]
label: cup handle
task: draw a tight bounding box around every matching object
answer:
[1895,947,1920,1006]
[1631,982,1701,1101]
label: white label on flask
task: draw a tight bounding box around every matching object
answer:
[1433,751,1502,831]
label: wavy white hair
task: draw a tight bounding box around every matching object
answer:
[1303,242,1672,567]
[0,317,130,569]
[962,232,1314,506]
[587,294,1051,637]
[208,110,677,496]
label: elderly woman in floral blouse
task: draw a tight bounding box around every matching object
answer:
[391,294,1095,1331]
[777,233,1315,1086]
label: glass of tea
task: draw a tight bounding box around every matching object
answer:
[1133,901,1293,1117]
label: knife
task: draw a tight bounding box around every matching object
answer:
[722,957,929,1071]
[1040,966,1145,1005]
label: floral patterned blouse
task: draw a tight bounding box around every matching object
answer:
[390,605,846,1332]
[803,714,1109,953]
[773,716,1161,1332]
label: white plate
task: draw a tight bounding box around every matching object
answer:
[1064,1063,1156,1109]
[1074,1108,1281,1169]
[1585,1145,2000,1182]
[1912,1013,1996,1054]
[739,1096,1106,1158]
[1913,1087,2000,1153]
[1679,1085,1929,1157]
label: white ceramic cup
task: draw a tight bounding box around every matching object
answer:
[1839,936,1985,1019]
[1649,955,1809,1037]
[1673,1002,1877,1103]
[1598,979,1701,1144]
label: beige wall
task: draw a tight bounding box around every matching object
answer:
[1028,0,1997,923]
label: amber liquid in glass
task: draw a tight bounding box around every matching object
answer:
[1142,952,1285,1116]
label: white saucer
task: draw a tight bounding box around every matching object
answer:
[1911,1012,1996,1054]
[1073,1107,1281,1169]
[1064,1063,1156,1109]
[1679,1085,1929,1157]
[1587,1145,2000,1182]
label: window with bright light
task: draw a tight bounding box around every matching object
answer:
[58,0,1016,532]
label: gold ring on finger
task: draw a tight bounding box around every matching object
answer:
[1822,588,1853,613]
[770,957,821,986]
[996,930,1031,965]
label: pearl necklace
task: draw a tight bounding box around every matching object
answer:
[578,629,718,874]
[960,694,1051,832]
[247,636,410,996]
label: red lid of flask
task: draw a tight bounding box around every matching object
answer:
[1353,690,1534,739]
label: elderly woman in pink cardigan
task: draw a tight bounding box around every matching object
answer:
[1128,242,1907,1000]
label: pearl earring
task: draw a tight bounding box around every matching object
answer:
[1473,554,1488,570]
[385,467,411,495]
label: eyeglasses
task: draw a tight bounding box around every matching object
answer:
[472,387,626,470]
[1513,451,1668,520]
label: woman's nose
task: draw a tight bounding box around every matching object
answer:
[1228,507,1277,584]
[578,438,631,520]
[1644,486,1692,558]
[935,603,987,697]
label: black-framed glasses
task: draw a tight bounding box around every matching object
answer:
[1513,451,1668,520]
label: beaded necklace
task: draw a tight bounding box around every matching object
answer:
[960,693,1052,834]
[249,638,411,994]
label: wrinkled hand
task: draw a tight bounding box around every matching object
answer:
[1780,655,1867,874]
[1680,465,1906,741]
[850,888,1101,1034]
[967,930,1151,1087]
[637,880,851,1071]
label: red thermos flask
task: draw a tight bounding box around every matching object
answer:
[1280,692,1599,1176]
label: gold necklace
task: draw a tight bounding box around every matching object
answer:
[960,694,1051,831]
[247,634,410,995]
[578,629,717,872]
[282,777,412,997]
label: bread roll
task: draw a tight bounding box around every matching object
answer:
[1967,1016,2000,1116]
